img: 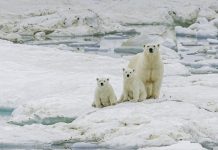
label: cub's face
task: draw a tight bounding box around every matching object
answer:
[143,44,160,55]
[96,78,109,87]
[123,68,135,79]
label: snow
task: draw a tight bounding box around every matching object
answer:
[0,39,217,149]
[0,0,218,149]
[164,63,190,76]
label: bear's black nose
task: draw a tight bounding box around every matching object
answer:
[149,48,153,53]
[127,74,129,77]
[101,83,104,86]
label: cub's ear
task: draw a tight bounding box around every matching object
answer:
[132,69,135,72]
[96,78,99,81]
[122,68,125,71]
[157,44,160,47]
[107,78,109,81]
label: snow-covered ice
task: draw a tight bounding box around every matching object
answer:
[0,39,218,149]
[1,0,218,42]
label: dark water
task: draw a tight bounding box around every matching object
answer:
[0,108,14,116]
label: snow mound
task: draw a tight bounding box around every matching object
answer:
[69,101,218,149]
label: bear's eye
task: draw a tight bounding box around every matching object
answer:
[154,45,156,47]
[130,72,131,73]
[147,46,149,48]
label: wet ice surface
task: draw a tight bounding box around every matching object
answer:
[21,31,218,76]
[177,36,218,74]
[22,33,137,59]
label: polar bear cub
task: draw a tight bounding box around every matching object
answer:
[92,78,117,108]
[128,43,164,99]
[120,68,147,102]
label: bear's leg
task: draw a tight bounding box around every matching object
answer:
[109,94,117,105]
[119,93,124,102]
[122,91,129,102]
[133,89,139,101]
[95,97,103,108]
[152,80,162,99]
[128,91,133,100]
[146,83,152,99]
[139,90,147,102]
[92,101,96,107]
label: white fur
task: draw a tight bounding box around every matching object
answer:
[92,78,117,108]
[128,43,164,99]
[120,68,147,102]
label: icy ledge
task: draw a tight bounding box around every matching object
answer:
[9,115,75,126]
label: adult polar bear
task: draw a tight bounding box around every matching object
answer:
[128,43,164,99]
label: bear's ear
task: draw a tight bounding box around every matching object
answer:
[122,68,125,71]
[107,78,109,81]
[96,78,99,81]
[157,44,160,47]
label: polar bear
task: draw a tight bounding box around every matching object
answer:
[92,78,117,108]
[128,43,164,99]
[119,68,147,102]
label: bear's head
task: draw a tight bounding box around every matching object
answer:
[96,77,110,87]
[143,43,160,56]
[122,68,136,80]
